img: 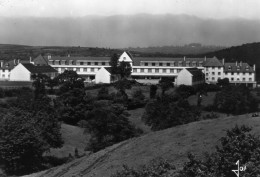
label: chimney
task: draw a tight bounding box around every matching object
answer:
[254,64,256,71]
[236,61,237,66]
[204,56,206,61]
[240,61,242,66]
[30,57,32,63]
[222,58,225,65]
[68,54,70,57]
[0,61,3,68]
[14,59,16,65]
[184,56,186,61]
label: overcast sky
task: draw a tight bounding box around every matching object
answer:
[0,0,260,19]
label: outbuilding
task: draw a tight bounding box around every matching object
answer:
[10,63,58,81]
[176,68,205,86]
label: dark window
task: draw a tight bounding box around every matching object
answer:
[167,63,170,66]
[159,63,163,66]
[148,69,152,73]
[145,63,148,66]
[80,62,84,65]
[88,62,91,65]
[152,63,155,66]
[95,62,98,65]
[102,62,106,65]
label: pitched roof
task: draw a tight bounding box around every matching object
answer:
[204,57,223,67]
[224,62,254,73]
[104,67,112,74]
[44,56,110,62]
[33,54,48,65]
[22,63,57,73]
[186,68,205,77]
[131,57,207,66]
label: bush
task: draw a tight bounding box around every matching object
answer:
[150,85,158,99]
[179,125,260,177]
[84,101,142,152]
[176,85,196,98]
[111,157,176,177]
[0,108,63,175]
[214,85,258,114]
[97,87,111,100]
[142,95,201,131]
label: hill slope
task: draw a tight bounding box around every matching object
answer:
[24,114,260,177]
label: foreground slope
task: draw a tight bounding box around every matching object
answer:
[24,114,260,177]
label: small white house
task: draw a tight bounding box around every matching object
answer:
[95,67,111,84]
[95,67,120,84]
[176,68,205,86]
[10,63,58,81]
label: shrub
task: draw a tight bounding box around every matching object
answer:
[150,85,158,99]
[179,125,260,177]
[111,157,176,177]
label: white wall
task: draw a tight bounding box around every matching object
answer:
[95,67,111,84]
[176,68,192,86]
[10,64,31,81]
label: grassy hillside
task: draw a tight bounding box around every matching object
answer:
[23,113,260,177]
[44,124,90,158]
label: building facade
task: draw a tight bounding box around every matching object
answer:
[0,52,257,87]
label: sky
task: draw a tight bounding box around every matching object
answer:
[0,0,260,19]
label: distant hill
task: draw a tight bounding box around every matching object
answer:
[23,114,260,177]
[126,45,226,55]
[0,44,122,61]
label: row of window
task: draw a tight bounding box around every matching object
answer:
[132,68,182,73]
[226,72,253,75]
[208,77,253,81]
[50,61,109,66]
[141,62,203,67]
[56,67,101,72]
[205,67,222,71]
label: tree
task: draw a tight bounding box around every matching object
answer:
[217,78,230,87]
[118,61,132,79]
[114,78,132,100]
[46,77,59,94]
[56,88,87,125]
[0,108,63,175]
[142,95,200,131]
[159,78,174,95]
[110,53,119,75]
[31,73,49,99]
[55,70,85,94]
[179,125,260,177]
[175,85,196,98]
[150,85,158,99]
[214,85,258,114]
[84,101,141,152]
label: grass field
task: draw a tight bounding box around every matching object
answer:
[0,81,33,88]
[24,114,260,177]
[45,124,90,158]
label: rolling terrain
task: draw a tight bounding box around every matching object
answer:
[24,113,260,177]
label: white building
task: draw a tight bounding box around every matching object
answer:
[176,68,205,86]
[10,63,58,81]
[2,51,255,87]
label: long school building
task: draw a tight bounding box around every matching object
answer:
[0,51,257,87]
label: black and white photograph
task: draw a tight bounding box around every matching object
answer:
[0,0,260,176]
